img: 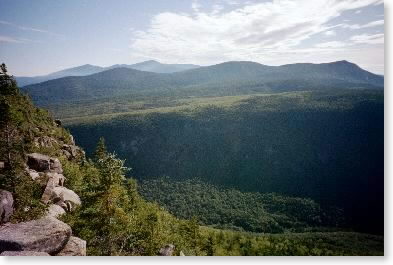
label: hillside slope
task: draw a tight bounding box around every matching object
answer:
[23,60,384,106]
[67,89,384,235]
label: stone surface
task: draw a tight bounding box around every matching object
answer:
[52,187,81,206]
[49,158,63,174]
[56,236,86,256]
[27,169,40,181]
[1,251,50,256]
[27,153,63,173]
[27,153,51,172]
[41,173,66,204]
[0,217,71,254]
[159,244,175,256]
[41,177,56,204]
[55,200,71,212]
[61,144,84,160]
[46,172,65,187]
[33,136,58,149]
[46,204,66,218]
[61,149,72,159]
[0,190,13,224]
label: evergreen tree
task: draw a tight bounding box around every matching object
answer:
[0,63,25,191]
[94,137,107,162]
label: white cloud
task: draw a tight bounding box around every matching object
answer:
[315,41,348,48]
[350,33,384,44]
[324,30,336,36]
[129,0,383,72]
[339,19,384,29]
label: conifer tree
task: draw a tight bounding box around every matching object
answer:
[0,63,24,191]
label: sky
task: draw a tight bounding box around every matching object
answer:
[0,0,384,76]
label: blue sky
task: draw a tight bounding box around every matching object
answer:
[0,0,384,76]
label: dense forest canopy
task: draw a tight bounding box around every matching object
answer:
[66,89,384,235]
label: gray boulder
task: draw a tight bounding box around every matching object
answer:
[46,204,66,218]
[27,153,50,172]
[0,217,71,254]
[46,172,65,187]
[50,158,63,174]
[52,187,81,206]
[27,153,63,173]
[1,251,50,256]
[159,244,175,256]
[41,173,66,204]
[0,190,13,224]
[56,236,86,256]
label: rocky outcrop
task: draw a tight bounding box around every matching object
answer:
[56,236,86,256]
[0,190,13,224]
[159,244,175,256]
[0,217,71,254]
[1,127,87,256]
[1,251,50,256]
[1,153,85,256]
[61,144,85,160]
[25,152,81,214]
[27,153,63,173]
[33,136,59,149]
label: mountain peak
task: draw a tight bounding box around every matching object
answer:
[136,60,161,65]
[332,60,353,65]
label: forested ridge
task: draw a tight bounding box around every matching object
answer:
[23,60,383,105]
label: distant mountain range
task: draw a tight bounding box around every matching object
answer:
[16,60,200,86]
[23,60,384,105]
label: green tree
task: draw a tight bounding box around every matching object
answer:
[0,63,25,191]
[94,137,107,162]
